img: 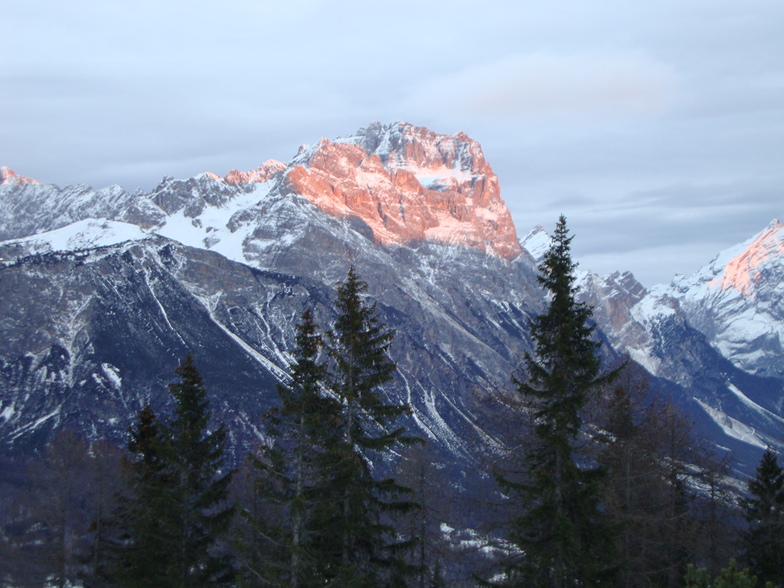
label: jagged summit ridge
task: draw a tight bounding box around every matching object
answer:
[520,225,551,262]
[348,122,484,174]
[1,124,522,260]
[565,219,784,381]
[221,160,287,185]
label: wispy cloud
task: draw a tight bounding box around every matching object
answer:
[407,53,676,120]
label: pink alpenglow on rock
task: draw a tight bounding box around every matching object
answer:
[224,160,287,184]
[278,122,522,259]
[713,220,784,298]
[0,167,40,186]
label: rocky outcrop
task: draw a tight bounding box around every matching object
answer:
[714,219,784,297]
[224,160,287,184]
[0,167,40,186]
[280,123,522,259]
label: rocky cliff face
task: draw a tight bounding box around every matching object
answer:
[280,122,522,259]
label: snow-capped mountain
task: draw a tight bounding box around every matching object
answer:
[1,122,782,485]
[578,266,784,464]
[522,222,784,467]
[0,124,541,481]
[666,220,784,379]
[565,221,784,383]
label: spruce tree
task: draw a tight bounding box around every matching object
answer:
[321,266,419,585]
[500,215,617,587]
[742,447,784,586]
[240,309,340,587]
[115,356,234,587]
[114,405,170,586]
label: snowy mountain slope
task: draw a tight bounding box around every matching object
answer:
[0,122,547,471]
[0,225,544,472]
[2,122,782,484]
[665,220,784,379]
[522,225,784,469]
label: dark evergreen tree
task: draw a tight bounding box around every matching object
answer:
[499,215,617,587]
[115,355,235,587]
[112,405,170,586]
[320,266,420,585]
[742,447,784,586]
[274,309,338,587]
[238,309,340,587]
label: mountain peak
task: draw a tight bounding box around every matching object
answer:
[347,122,489,174]
[223,160,287,184]
[713,219,784,297]
[0,166,40,186]
[521,225,551,262]
[279,123,522,259]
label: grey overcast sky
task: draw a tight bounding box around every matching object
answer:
[2,0,782,286]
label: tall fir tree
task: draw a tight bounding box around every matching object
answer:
[239,309,341,587]
[115,355,235,587]
[741,447,784,586]
[113,405,171,586]
[321,266,419,585]
[499,215,617,587]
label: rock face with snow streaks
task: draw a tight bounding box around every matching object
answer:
[668,220,784,378]
[281,122,522,259]
[0,123,538,473]
[2,122,784,484]
[522,223,784,470]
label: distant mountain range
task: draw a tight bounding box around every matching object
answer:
[1,122,782,485]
